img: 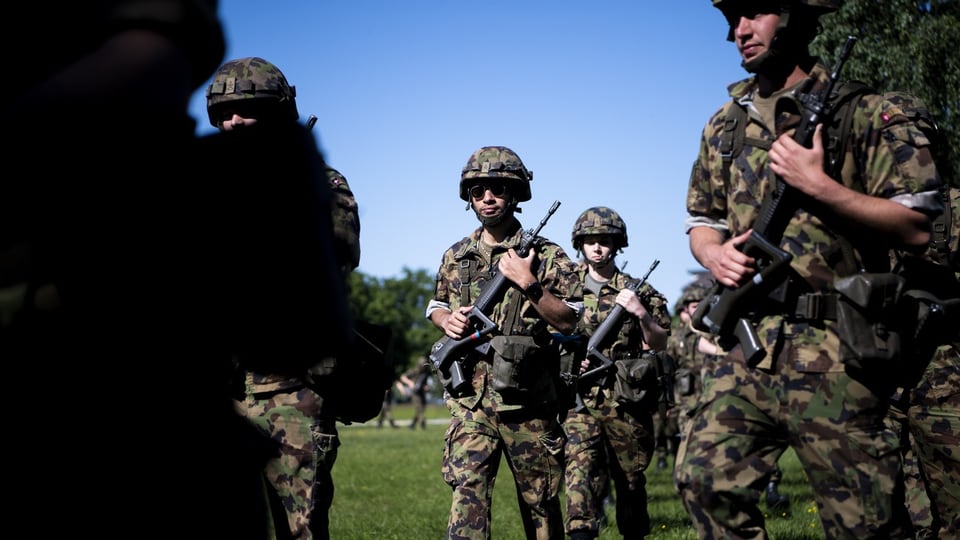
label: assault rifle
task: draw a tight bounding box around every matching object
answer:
[429,201,562,396]
[578,259,660,386]
[691,36,858,364]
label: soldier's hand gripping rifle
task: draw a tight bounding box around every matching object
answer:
[578,259,660,386]
[691,35,858,365]
[429,201,562,396]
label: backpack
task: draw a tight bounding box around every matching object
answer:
[320,319,395,425]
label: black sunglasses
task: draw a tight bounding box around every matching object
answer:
[469,183,508,200]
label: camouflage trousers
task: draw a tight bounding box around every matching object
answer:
[442,394,565,540]
[562,393,654,538]
[675,340,911,539]
[905,342,960,538]
[885,401,935,536]
[238,379,340,540]
[651,406,679,464]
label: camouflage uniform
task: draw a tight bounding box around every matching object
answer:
[207,58,361,540]
[428,146,582,540]
[234,166,360,540]
[562,263,671,539]
[666,284,715,441]
[904,341,960,538]
[893,187,960,538]
[679,22,942,539]
[431,221,580,539]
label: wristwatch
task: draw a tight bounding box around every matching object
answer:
[523,281,543,302]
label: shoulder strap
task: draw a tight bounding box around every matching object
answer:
[458,259,476,305]
[824,80,874,181]
[719,102,771,185]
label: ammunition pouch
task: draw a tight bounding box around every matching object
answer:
[490,334,558,405]
[675,367,695,397]
[612,351,659,406]
[833,272,906,370]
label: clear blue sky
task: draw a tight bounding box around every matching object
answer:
[188,1,749,307]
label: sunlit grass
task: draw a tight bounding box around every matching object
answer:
[330,404,825,539]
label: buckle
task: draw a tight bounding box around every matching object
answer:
[795,293,822,320]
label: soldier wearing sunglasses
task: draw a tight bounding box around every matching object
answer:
[426,145,583,539]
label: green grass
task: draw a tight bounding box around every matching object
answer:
[330,404,826,539]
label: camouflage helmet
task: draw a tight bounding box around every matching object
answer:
[327,167,361,272]
[712,0,839,43]
[680,281,711,305]
[673,279,714,314]
[206,57,298,127]
[460,146,533,202]
[711,0,840,12]
[571,207,628,251]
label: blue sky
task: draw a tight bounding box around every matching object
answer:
[188,1,748,307]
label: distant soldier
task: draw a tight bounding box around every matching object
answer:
[399,359,432,430]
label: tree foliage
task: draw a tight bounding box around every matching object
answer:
[812,0,959,183]
[347,267,442,376]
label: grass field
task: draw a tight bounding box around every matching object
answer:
[329,403,828,539]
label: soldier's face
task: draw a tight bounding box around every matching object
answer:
[728,6,781,62]
[471,182,512,222]
[219,113,259,132]
[581,235,614,264]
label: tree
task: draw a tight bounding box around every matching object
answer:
[812,0,959,183]
[347,267,442,377]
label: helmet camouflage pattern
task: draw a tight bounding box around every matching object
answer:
[206,57,298,127]
[673,278,715,314]
[328,167,361,272]
[460,146,533,202]
[711,0,840,11]
[571,207,628,251]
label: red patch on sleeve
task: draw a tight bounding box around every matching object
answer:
[881,113,891,123]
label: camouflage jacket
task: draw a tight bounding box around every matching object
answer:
[575,264,671,359]
[686,61,943,371]
[430,218,581,409]
[575,263,671,403]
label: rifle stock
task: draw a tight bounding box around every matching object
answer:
[691,35,857,364]
[429,201,561,396]
[579,259,660,385]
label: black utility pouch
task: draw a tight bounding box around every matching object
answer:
[491,335,557,404]
[613,352,658,406]
[833,273,905,370]
[675,367,695,397]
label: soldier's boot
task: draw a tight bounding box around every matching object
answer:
[765,481,790,510]
[569,529,597,540]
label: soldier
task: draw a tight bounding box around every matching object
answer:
[0,2,256,536]
[678,0,943,538]
[398,358,432,429]
[425,146,582,539]
[667,280,717,441]
[561,207,671,540]
[205,56,360,540]
[669,279,791,509]
[892,184,960,537]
